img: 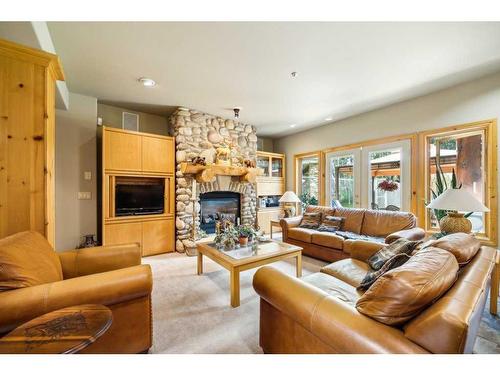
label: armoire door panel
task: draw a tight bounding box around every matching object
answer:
[104,130,142,171]
[142,136,174,174]
[142,219,174,256]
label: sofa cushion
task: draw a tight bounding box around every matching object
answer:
[361,210,416,237]
[317,216,344,233]
[311,232,344,250]
[431,233,481,266]
[355,247,458,325]
[320,258,369,288]
[305,205,336,217]
[359,252,412,290]
[335,231,385,243]
[298,212,322,229]
[302,272,362,306]
[0,231,63,291]
[367,238,421,270]
[333,207,366,234]
[288,228,317,243]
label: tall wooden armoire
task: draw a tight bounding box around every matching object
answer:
[0,38,65,246]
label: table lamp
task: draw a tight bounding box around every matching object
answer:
[426,188,489,233]
[279,191,301,217]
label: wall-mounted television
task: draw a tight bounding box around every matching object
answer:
[115,177,164,216]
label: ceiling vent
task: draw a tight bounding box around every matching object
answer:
[122,112,139,132]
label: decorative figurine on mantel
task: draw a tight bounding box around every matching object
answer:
[215,144,232,166]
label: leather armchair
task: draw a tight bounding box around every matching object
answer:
[0,242,153,354]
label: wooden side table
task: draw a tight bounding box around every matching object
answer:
[491,251,499,315]
[269,219,281,239]
[0,304,112,354]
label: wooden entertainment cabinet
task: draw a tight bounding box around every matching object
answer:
[256,151,285,235]
[98,126,175,256]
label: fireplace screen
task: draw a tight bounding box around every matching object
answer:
[199,191,241,234]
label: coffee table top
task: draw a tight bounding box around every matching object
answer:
[0,304,112,354]
[197,239,302,266]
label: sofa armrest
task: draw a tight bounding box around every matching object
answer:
[0,264,152,334]
[280,216,302,240]
[346,240,386,262]
[58,243,141,279]
[385,227,426,244]
[253,266,428,353]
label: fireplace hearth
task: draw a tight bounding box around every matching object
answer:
[200,191,241,234]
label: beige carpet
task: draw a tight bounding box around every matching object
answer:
[143,250,499,354]
[143,251,324,353]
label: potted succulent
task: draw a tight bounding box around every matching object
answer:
[237,225,256,246]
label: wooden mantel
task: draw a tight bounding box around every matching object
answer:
[180,162,263,183]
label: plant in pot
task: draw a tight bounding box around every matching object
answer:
[214,224,239,250]
[236,225,257,246]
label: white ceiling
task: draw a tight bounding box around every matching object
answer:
[47,22,500,137]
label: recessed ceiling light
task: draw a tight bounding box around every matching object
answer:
[289,124,297,128]
[291,71,298,78]
[138,77,156,87]
[325,117,333,121]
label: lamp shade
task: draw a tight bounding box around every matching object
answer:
[427,188,489,212]
[279,191,301,203]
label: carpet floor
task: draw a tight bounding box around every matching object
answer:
[143,251,500,354]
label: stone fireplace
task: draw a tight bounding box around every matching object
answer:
[170,108,258,254]
[199,191,240,234]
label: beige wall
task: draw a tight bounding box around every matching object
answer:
[97,103,168,135]
[55,93,98,250]
[258,137,274,152]
[274,71,500,242]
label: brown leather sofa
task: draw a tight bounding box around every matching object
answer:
[0,231,153,354]
[280,205,425,262]
[253,239,497,354]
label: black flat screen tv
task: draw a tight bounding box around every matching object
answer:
[115,182,164,216]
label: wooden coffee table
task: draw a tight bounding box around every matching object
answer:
[197,239,302,307]
[0,304,112,354]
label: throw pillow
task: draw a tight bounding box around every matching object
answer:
[358,252,411,290]
[356,247,458,326]
[298,212,322,229]
[367,238,421,271]
[317,216,344,233]
[0,231,63,291]
[431,232,481,266]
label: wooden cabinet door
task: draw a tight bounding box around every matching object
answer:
[142,219,174,256]
[257,209,282,234]
[142,136,174,174]
[104,222,142,249]
[104,130,142,171]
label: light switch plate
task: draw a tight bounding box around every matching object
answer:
[84,171,92,180]
[78,192,92,200]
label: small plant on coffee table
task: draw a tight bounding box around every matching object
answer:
[214,221,239,250]
[236,225,257,246]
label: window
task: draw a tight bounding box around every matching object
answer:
[419,120,497,245]
[295,152,322,206]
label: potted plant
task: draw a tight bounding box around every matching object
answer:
[214,225,239,250]
[236,225,256,246]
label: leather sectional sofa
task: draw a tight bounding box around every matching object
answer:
[0,231,153,354]
[254,237,498,354]
[280,205,425,262]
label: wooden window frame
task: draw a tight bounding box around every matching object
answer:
[417,119,497,246]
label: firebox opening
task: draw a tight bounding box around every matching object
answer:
[199,191,241,234]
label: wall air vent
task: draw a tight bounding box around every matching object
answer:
[122,112,139,132]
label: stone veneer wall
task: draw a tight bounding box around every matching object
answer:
[170,107,258,253]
